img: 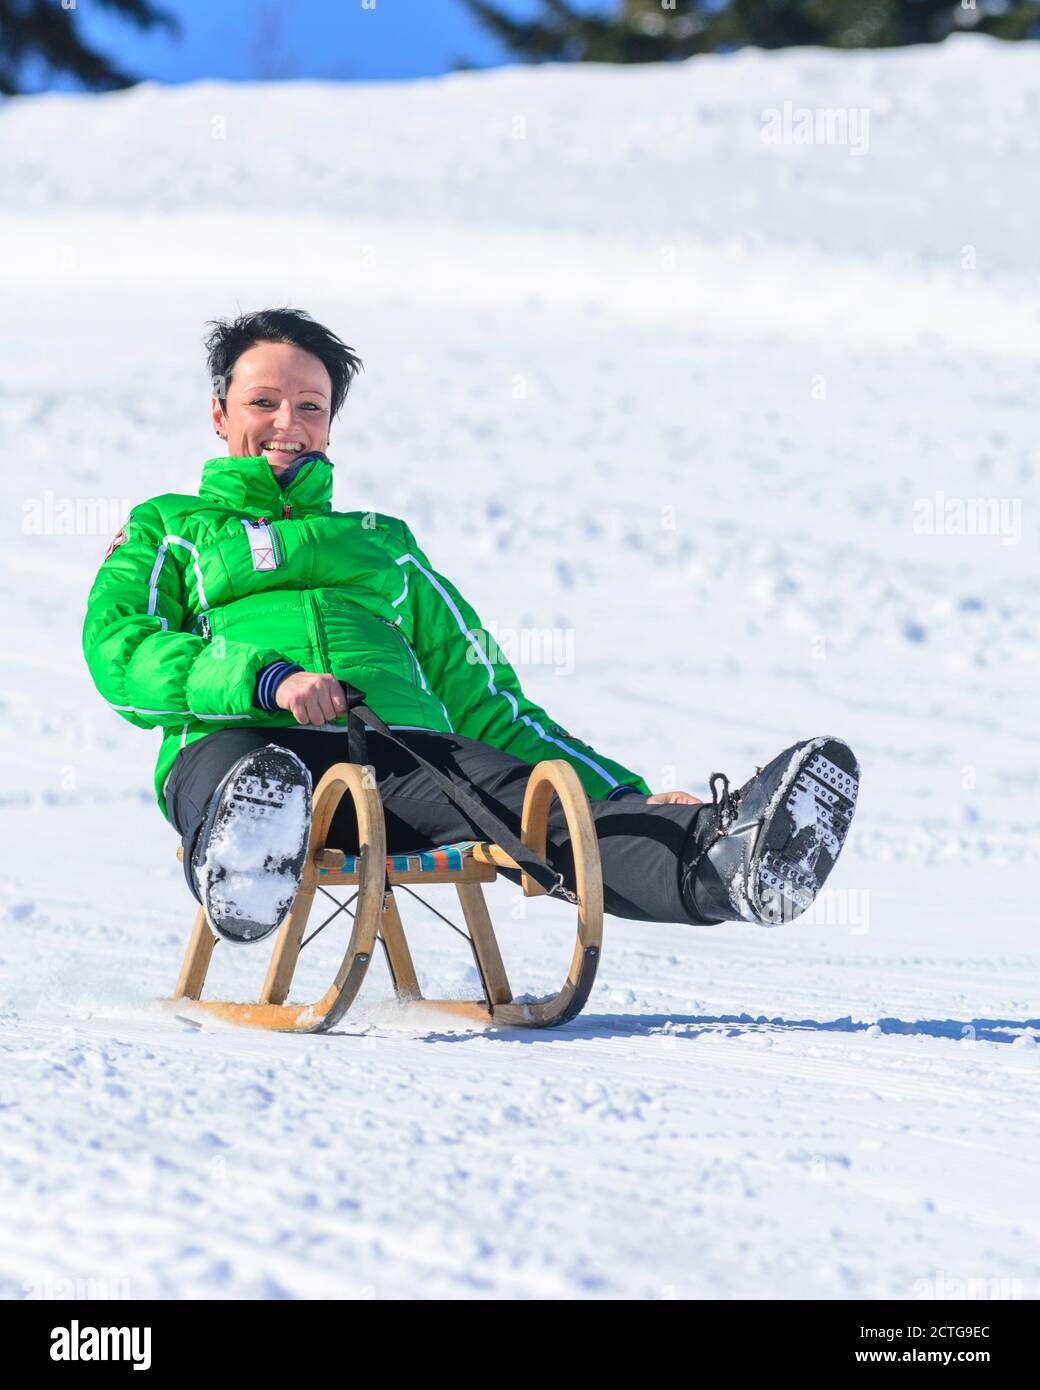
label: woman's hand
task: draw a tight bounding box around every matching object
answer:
[646,790,703,805]
[275,671,348,726]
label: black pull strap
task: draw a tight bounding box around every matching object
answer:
[338,681,577,904]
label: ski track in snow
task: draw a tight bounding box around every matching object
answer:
[0,37,1037,1299]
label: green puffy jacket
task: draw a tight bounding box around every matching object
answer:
[82,453,651,818]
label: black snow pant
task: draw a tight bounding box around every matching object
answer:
[165,726,709,925]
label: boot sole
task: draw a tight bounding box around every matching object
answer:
[750,738,859,925]
[195,747,313,945]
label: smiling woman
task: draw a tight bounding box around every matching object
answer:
[82,304,856,951]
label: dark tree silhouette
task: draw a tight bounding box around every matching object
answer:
[457,0,1040,63]
[457,0,715,64]
[0,0,179,96]
[710,0,1040,49]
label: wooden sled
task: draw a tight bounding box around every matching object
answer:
[169,759,603,1033]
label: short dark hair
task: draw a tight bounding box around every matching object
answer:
[203,307,363,421]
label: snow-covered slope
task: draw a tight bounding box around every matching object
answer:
[1,36,1037,1300]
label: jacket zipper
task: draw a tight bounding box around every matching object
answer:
[380,616,420,686]
[277,457,317,519]
[306,592,331,673]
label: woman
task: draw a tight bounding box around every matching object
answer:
[82,307,859,944]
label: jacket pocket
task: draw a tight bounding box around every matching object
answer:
[305,591,331,673]
[204,591,320,670]
[378,616,420,685]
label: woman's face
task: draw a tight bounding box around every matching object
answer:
[211,340,333,476]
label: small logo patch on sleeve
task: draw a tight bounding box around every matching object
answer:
[104,526,128,560]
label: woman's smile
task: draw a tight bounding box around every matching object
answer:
[260,439,308,462]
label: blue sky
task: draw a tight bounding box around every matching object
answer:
[31,0,607,88]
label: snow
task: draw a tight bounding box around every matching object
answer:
[202,779,309,932]
[1,36,1038,1300]
[787,778,823,836]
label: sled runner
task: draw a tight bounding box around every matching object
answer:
[170,757,604,1033]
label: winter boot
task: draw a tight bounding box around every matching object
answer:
[680,736,859,926]
[191,745,313,945]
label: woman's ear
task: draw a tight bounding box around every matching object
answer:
[210,394,229,440]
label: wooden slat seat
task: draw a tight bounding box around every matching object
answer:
[322,839,483,876]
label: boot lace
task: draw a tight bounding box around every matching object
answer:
[708,772,740,834]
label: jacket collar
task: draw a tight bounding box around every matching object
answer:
[198,453,334,516]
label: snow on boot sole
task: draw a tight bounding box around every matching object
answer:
[751,739,859,925]
[193,746,313,945]
[689,735,859,926]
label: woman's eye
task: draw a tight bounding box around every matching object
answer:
[250,398,273,407]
